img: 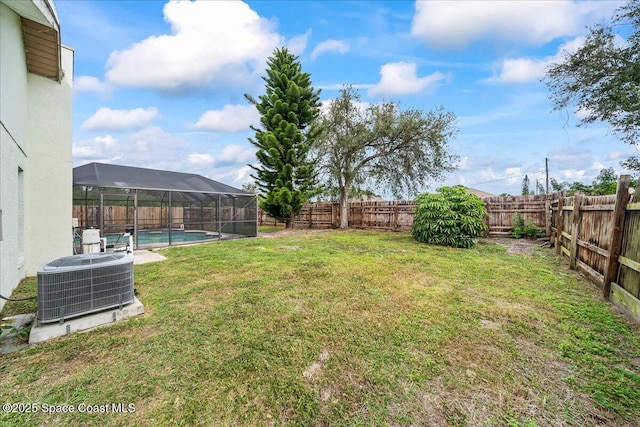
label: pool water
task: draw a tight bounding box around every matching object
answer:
[129,229,218,245]
[75,229,218,248]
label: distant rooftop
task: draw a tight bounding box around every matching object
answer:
[466,188,497,199]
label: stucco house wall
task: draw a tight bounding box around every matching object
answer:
[0,0,73,310]
[24,46,74,275]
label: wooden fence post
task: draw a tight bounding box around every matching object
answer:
[393,203,399,229]
[556,192,564,255]
[330,203,334,228]
[483,201,490,237]
[602,175,631,299]
[309,204,313,229]
[569,193,582,270]
[544,197,551,237]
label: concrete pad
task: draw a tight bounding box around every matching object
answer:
[29,297,144,344]
[133,250,167,264]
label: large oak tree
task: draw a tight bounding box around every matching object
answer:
[315,86,458,228]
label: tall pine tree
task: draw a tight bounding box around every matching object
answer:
[521,175,531,196]
[246,47,321,228]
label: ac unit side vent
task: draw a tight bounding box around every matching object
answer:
[37,253,134,323]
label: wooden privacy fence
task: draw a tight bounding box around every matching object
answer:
[259,196,550,236]
[259,201,419,230]
[483,194,550,237]
[551,176,640,319]
[72,205,251,233]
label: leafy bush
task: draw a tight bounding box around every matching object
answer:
[412,186,488,248]
[510,214,544,239]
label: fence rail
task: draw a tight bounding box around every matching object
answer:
[551,176,640,320]
[483,194,549,237]
[259,196,549,237]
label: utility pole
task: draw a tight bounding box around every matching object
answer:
[545,157,549,194]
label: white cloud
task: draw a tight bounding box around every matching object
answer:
[574,106,594,121]
[488,32,627,85]
[232,165,253,185]
[467,166,527,186]
[504,167,524,185]
[184,146,256,186]
[492,58,550,84]
[105,1,282,91]
[216,144,255,164]
[411,1,618,49]
[74,126,191,169]
[606,150,636,162]
[457,157,469,170]
[194,104,259,132]
[320,98,370,117]
[72,134,120,163]
[606,151,624,162]
[199,164,255,188]
[311,39,349,60]
[548,147,593,170]
[560,169,587,181]
[81,107,158,131]
[74,76,112,97]
[188,153,214,166]
[487,36,586,84]
[287,30,311,56]
[126,126,190,162]
[185,143,257,187]
[559,36,590,55]
[368,62,448,97]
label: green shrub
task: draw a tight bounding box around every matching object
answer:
[510,214,544,239]
[411,186,488,248]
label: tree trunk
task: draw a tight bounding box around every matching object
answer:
[285,217,294,229]
[339,185,350,229]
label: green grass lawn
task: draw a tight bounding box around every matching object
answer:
[258,224,286,234]
[1,230,639,426]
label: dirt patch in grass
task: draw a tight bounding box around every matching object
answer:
[486,237,547,255]
[303,350,330,380]
[259,228,333,238]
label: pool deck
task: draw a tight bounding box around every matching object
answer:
[133,249,167,264]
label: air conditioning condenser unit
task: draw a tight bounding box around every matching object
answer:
[37,252,134,323]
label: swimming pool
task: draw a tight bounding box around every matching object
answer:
[113,229,218,246]
[74,229,218,250]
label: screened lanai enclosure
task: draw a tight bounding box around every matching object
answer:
[73,163,258,250]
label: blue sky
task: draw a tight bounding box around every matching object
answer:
[59,0,636,196]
